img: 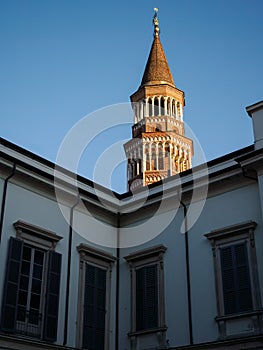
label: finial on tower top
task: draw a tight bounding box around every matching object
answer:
[153,7,159,37]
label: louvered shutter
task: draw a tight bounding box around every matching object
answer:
[1,237,23,332]
[136,265,158,331]
[43,250,62,342]
[82,264,106,350]
[220,243,252,315]
[136,267,144,330]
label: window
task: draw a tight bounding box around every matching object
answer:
[0,220,62,342]
[158,144,164,170]
[82,264,106,350]
[220,243,252,315]
[205,221,263,338]
[124,244,167,345]
[77,244,116,350]
[136,265,158,331]
[16,244,45,338]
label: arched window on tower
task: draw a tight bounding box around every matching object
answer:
[138,158,142,174]
[154,98,159,116]
[128,160,133,180]
[151,144,157,170]
[145,146,150,170]
[164,143,170,170]
[167,98,171,116]
[149,98,153,116]
[177,102,181,119]
[131,160,136,178]
[160,97,165,116]
[158,143,164,170]
[172,100,176,117]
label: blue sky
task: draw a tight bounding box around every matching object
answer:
[1,0,263,193]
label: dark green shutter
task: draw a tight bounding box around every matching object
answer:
[136,267,144,330]
[43,250,62,342]
[136,265,158,331]
[82,264,106,350]
[220,243,252,315]
[1,237,23,332]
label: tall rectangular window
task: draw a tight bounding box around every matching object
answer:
[205,221,262,338]
[16,245,45,337]
[77,244,116,350]
[124,245,167,348]
[82,264,106,350]
[220,243,252,315]
[136,265,158,331]
[1,221,62,342]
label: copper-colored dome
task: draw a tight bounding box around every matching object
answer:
[140,35,175,87]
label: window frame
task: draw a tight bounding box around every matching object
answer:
[135,264,158,331]
[16,243,46,339]
[1,220,62,342]
[205,221,263,337]
[124,245,167,339]
[76,244,116,350]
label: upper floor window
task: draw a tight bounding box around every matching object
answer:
[205,221,263,338]
[0,220,62,342]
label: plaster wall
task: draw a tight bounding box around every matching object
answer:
[188,183,262,344]
[119,208,190,349]
[119,182,263,349]
[66,212,117,349]
[0,181,70,345]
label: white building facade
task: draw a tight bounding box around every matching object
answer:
[0,101,263,350]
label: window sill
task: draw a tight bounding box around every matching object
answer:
[0,333,60,348]
[215,309,263,322]
[128,326,167,337]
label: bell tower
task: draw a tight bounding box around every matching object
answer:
[124,9,193,191]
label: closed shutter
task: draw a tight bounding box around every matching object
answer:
[220,243,252,315]
[43,250,62,342]
[82,264,106,350]
[136,265,158,331]
[1,237,23,332]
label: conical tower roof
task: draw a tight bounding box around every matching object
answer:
[140,12,175,87]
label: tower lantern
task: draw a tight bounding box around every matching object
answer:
[124,9,193,191]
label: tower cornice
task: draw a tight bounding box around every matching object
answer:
[130,84,185,106]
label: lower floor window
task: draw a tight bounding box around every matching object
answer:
[124,244,167,337]
[136,265,158,331]
[220,243,253,315]
[16,244,45,338]
[77,244,116,350]
[1,236,62,342]
[82,264,106,350]
[205,221,263,338]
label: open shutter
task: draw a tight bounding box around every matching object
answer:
[1,237,23,332]
[220,243,252,314]
[82,264,106,350]
[43,250,61,342]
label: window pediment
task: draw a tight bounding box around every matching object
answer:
[124,244,167,265]
[205,221,257,243]
[14,220,63,249]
